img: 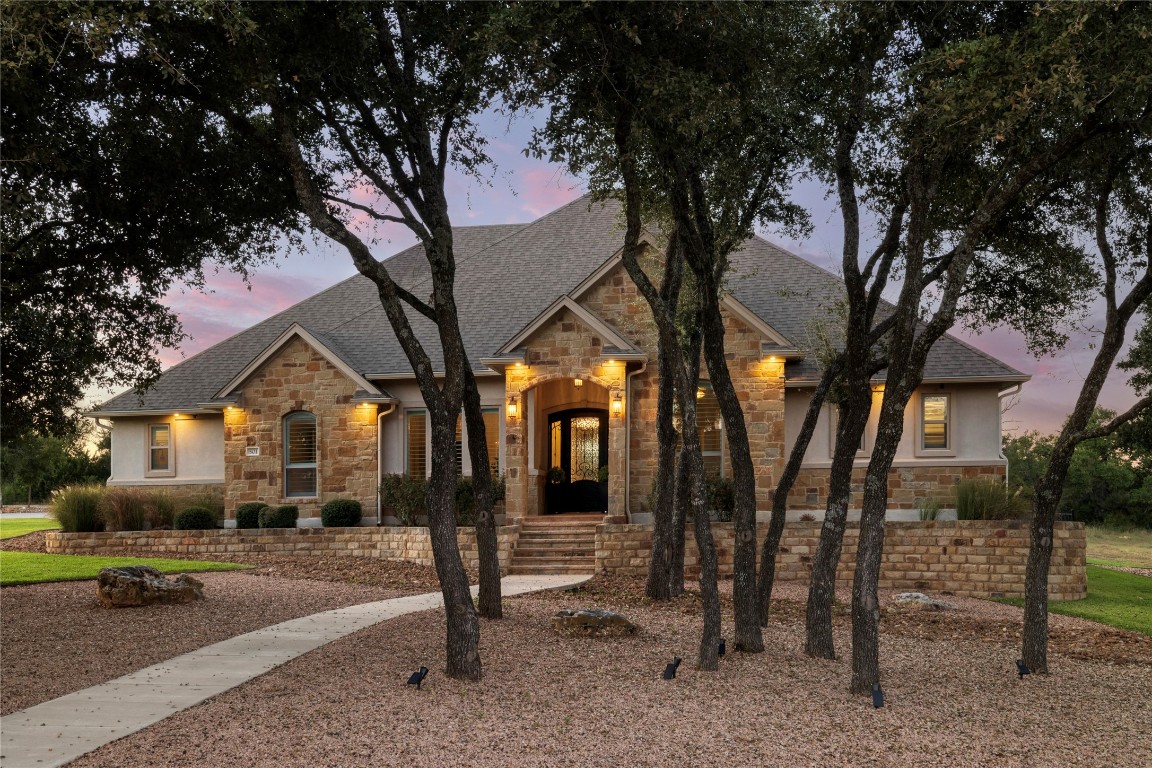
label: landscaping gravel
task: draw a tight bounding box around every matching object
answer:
[3,531,1149,766]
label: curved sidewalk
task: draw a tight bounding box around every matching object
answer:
[0,574,589,768]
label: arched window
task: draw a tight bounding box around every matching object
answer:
[284,412,317,497]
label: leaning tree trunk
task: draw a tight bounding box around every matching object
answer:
[679,391,722,671]
[462,368,502,619]
[1021,471,1065,674]
[848,384,908,694]
[427,404,482,680]
[699,292,763,652]
[758,363,839,625]
[805,380,871,659]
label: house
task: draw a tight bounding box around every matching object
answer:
[90,195,1028,526]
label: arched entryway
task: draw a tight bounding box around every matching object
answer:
[545,408,608,513]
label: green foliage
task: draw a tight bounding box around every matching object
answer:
[184,489,225,523]
[0,552,245,587]
[955,479,1028,521]
[50,484,104,533]
[380,475,427,526]
[916,498,941,522]
[234,502,268,530]
[1001,566,1151,636]
[1005,408,1152,529]
[598,466,609,483]
[1,431,109,503]
[546,467,566,484]
[173,506,217,531]
[99,487,147,532]
[0,518,59,540]
[320,498,362,528]
[259,504,298,529]
[143,490,176,529]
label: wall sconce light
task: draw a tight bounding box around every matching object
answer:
[696,387,706,400]
[612,391,623,417]
[507,394,519,420]
[573,378,583,388]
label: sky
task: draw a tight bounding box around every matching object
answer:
[140,113,1142,439]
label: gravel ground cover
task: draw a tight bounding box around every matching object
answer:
[61,578,1152,768]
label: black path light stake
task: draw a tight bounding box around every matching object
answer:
[1016,659,1031,680]
[663,657,682,680]
[717,639,726,657]
[407,666,429,690]
[871,682,884,709]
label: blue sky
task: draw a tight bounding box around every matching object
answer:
[149,113,1141,438]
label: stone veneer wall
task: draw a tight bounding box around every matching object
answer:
[223,337,377,519]
[594,520,1086,600]
[786,464,1007,510]
[46,526,520,571]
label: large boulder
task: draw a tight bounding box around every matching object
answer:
[892,592,956,611]
[96,565,205,608]
[551,609,638,638]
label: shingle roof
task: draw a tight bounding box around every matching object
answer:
[95,195,1026,413]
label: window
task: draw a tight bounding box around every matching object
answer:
[675,386,724,477]
[455,415,464,476]
[407,410,427,479]
[148,424,173,474]
[284,412,317,497]
[482,407,500,476]
[921,394,950,451]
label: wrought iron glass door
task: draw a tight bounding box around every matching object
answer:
[546,409,608,513]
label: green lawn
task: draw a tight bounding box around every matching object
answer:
[0,552,248,586]
[0,517,60,539]
[1001,565,1151,636]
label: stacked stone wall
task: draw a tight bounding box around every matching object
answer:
[46,525,520,571]
[786,464,1007,510]
[224,337,377,519]
[594,520,1085,600]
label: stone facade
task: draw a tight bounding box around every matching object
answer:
[594,520,1085,600]
[46,525,520,571]
[503,260,787,522]
[786,464,1007,510]
[223,338,377,520]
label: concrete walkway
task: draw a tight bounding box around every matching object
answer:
[0,574,589,768]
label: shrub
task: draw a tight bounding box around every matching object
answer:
[799,513,817,522]
[234,502,268,530]
[916,497,941,522]
[455,477,476,526]
[597,465,609,483]
[51,484,105,532]
[956,479,1029,521]
[259,504,299,529]
[321,498,362,527]
[380,474,427,526]
[174,506,217,530]
[144,490,176,529]
[185,489,225,523]
[99,487,147,531]
[706,476,735,522]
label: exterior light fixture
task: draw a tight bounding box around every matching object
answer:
[507,394,519,420]
[573,378,583,388]
[612,391,623,417]
[696,387,706,399]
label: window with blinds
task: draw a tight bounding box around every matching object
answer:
[284,412,317,497]
[407,410,427,479]
[676,386,724,477]
[482,408,500,475]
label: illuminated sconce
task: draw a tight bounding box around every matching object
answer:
[696,387,706,400]
[573,378,583,389]
[507,394,519,420]
[612,391,623,417]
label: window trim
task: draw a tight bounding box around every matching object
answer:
[828,405,868,459]
[146,422,175,477]
[916,392,955,457]
[283,411,318,498]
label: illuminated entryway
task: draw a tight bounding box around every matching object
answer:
[546,408,609,513]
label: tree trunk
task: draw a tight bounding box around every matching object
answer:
[679,382,721,671]
[427,403,482,680]
[646,342,683,600]
[805,380,871,659]
[462,368,502,619]
[699,291,763,652]
[758,364,838,625]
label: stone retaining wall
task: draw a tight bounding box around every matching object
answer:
[46,525,520,571]
[595,520,1086,600]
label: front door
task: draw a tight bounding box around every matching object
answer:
[546,409,608,513]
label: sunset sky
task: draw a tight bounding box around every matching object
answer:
[147,114,1142,438]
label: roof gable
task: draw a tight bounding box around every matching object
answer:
[496,296,641,356]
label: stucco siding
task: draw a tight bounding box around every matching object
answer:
[108,416,224,485]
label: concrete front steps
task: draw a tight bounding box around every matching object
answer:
[506,514,600,575]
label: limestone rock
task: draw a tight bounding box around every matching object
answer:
[892,592,956,611]
[551,609,638,638]
[96,565,205,608]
